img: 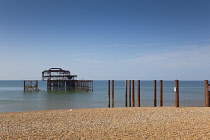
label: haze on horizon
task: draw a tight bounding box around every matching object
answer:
[0,0,210,80]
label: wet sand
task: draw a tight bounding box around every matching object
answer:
[1,107,210,139]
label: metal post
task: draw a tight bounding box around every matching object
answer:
[112,80,114,108]
[175,80,179,107]
[24,81,26,92]
[209,84,210,107]
[137,80,140,107]
[160,80,163,107]
[204,80,209,107]
[125,80,128,107]
[36,80,38,91]
[154,80,157,107]
[91,81,92,91]
[132,80,135,107]
[108,80,110,108]
[89,81,90,91]
[129,80,131,107]
[92,81,93,91]
[204,80,207,107]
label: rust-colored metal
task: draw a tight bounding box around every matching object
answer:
[160,80,163,107]
[137,80,140,107]
[112,80,114,108]
[204,80,207,107]
[208,84,210,107]
[204,80,210,107]
[24,80,40,92]
[75,80,93,91]
[132,80,135,107]
[175,80,179,107]
[42,68,93,91]
[154,80,157,107]
[129,80,131,107]
[125,80,128,107]
[108,80,110,108]
[24,81,26,92]
[42,68,77,81]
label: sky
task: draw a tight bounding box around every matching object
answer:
[0,0,210,80]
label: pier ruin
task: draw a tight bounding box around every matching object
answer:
[42,68,93,91]
[24,80,40,92]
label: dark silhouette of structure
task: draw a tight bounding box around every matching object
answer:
[24,80,40,92]
[42,68,93,91]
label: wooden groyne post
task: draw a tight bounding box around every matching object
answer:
[174,80,179,107]
[204,80,210,107]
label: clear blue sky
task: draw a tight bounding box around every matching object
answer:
[0,0,210,80]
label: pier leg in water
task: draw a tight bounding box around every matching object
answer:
[129,80,131,107]
[132,80,135,107]
[175,80,179,107]
[154,80,157,107]
[108,80,110,108]
[125,80,128,107]
[112,80,114,108]
[204,80,210,107]
[160,80,163,107]
[137,80,140,107]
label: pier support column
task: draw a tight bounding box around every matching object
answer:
[160,80,163,107]
[204,80,210,107]
[132,80,135,107]
[125,80,128,107]
[137,80,140,107]
[154,80,157,107]
[129,80,131,107]
[174,80,179,107]
[112,80,114,108]
[108,80,110,108]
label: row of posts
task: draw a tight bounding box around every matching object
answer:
[108,80,180,108]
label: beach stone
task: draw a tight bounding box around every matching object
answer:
[1,107,210,139]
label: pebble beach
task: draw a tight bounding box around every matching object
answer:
[1,107,210,139]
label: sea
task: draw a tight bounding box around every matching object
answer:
[0,80,205,113]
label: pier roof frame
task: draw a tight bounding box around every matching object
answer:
[42,68,77,81]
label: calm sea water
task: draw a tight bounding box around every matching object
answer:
[0,80,205,112]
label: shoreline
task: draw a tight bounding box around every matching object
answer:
[1,107,210,139]
[0,106,206,113]
[0,106,206,114]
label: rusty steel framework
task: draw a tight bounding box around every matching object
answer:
[42,68,93,91]
[42,68,77,81]
[24,80,40,92]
